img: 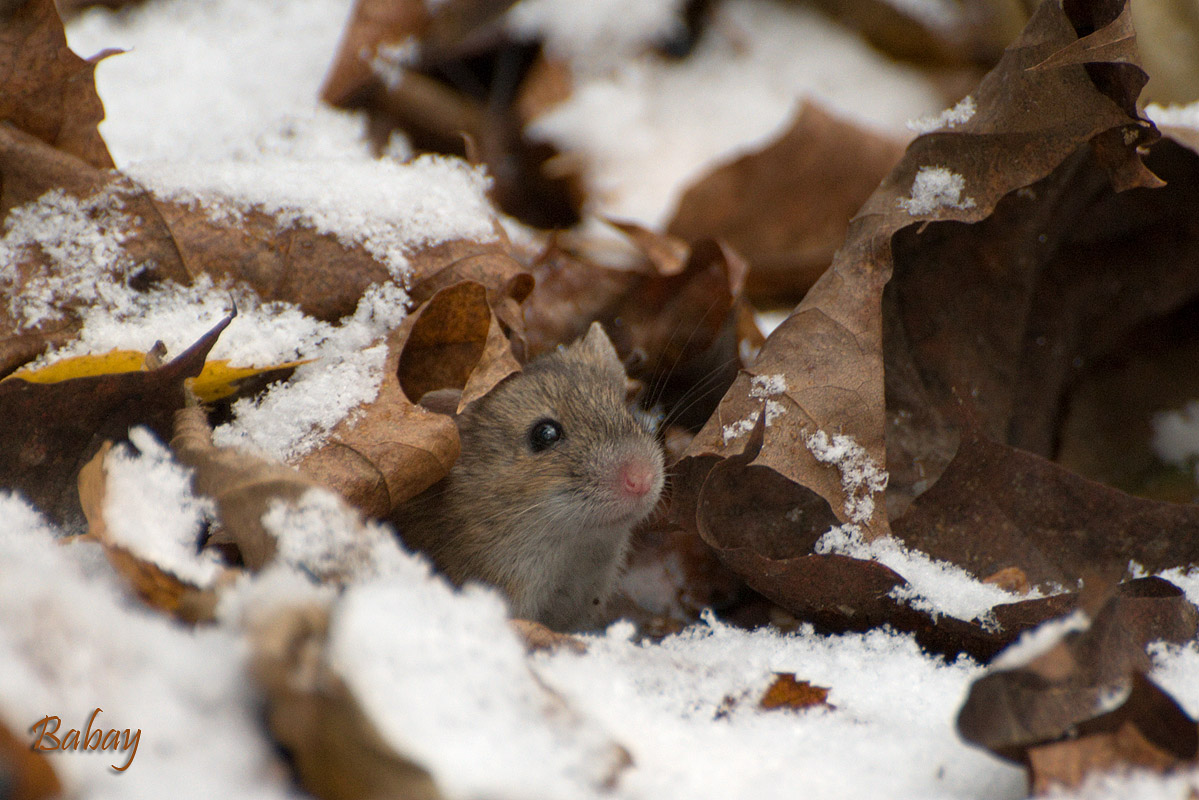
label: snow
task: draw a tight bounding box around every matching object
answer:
[907,95,977,134]
[721,399,786,444]
[898,165,978,215]
[100,427,221,588]
[508,0,688,67]
[815,524,1033,624]
[524,0,943,227]
[0,493,295,800]
[804,430,888,524]
[1151,400,1199,477]
[0,0,1180,798]
[127,154,497,282]
[532,613,1027,800]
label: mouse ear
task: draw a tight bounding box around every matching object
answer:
[417,388,464,418]
[577,321,623,369]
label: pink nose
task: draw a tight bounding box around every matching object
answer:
[618,460,656,498]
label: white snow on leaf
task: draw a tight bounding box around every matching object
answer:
[803,430,888,524]
[101,427,222,588]
[525,0,943,227]
[329,578,623,799]
[0,187,137,330]
[265,487,414,582]
[749,373,788,398]
[128,154,497,282]
[815,524,1031,624]
[507,0,688,67]
[897,166,977,216]
[906,95,976,134]
[721,400,787,444]
[0,493,293,800]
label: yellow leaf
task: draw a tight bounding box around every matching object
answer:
[4,349,151,383]
[4,349,309,402]
[189,359,311,402]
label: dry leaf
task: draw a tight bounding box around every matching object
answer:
[758,674,832,712]
[297,322,461,519]
[1026,674,1199,793]
[958,579,1198,762]
[249,603,443,800]
[0,313,230,526]
[171,402,332,570]
[0,0,113,170]
[666,0,1199,657]
[76,441,221,622]
[667,101,907,304]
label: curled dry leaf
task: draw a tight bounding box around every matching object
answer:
[396,280,522,410]
[0,0,113,170]
[248,602,443,800]
[667,101,907,304]
[172,403,332,570]
[1025,674,1199,794]
[957,580,1199,788]
[320,0,580,229]
[670,0,1199,656]
[0,313,230,527]
[298,322,461,520]
[76,442,220,622]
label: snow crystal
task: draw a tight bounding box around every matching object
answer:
[804,430,888,524]
[0,187,137,330]
[749,373,788,398]
[907,95,976,134]
[897,166,977,216]
[101,427,222,587]
[67,0,359,165]
[815,524,1028,623]
[1151,400,1199,475]
[526,0,943,227]
[0,493,293,800]
[721,399,787,444]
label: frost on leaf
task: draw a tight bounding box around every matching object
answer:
[896,166,977,215]
[804,431,888,524]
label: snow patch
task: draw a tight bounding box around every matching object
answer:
[128,154,497,282]
[907,95,976,134]
[0,493,292,799]
[101,427,221,588]
[803,431,887,524]
[1151,400,1199,477]
[815,524,1027,624]
[897,166,977,215]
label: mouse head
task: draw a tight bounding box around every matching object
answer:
[452,322,665,530]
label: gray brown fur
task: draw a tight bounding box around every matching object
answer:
[393,323,665,631]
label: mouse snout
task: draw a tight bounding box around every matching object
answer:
[616,458,659,500]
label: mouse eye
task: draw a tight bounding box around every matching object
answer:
[528,419,564,453]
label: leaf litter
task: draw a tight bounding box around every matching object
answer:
[3,0,1199,797]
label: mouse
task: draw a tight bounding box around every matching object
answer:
[393,322,665,632]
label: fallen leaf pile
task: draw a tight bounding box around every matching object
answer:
[5,0,1199,795]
